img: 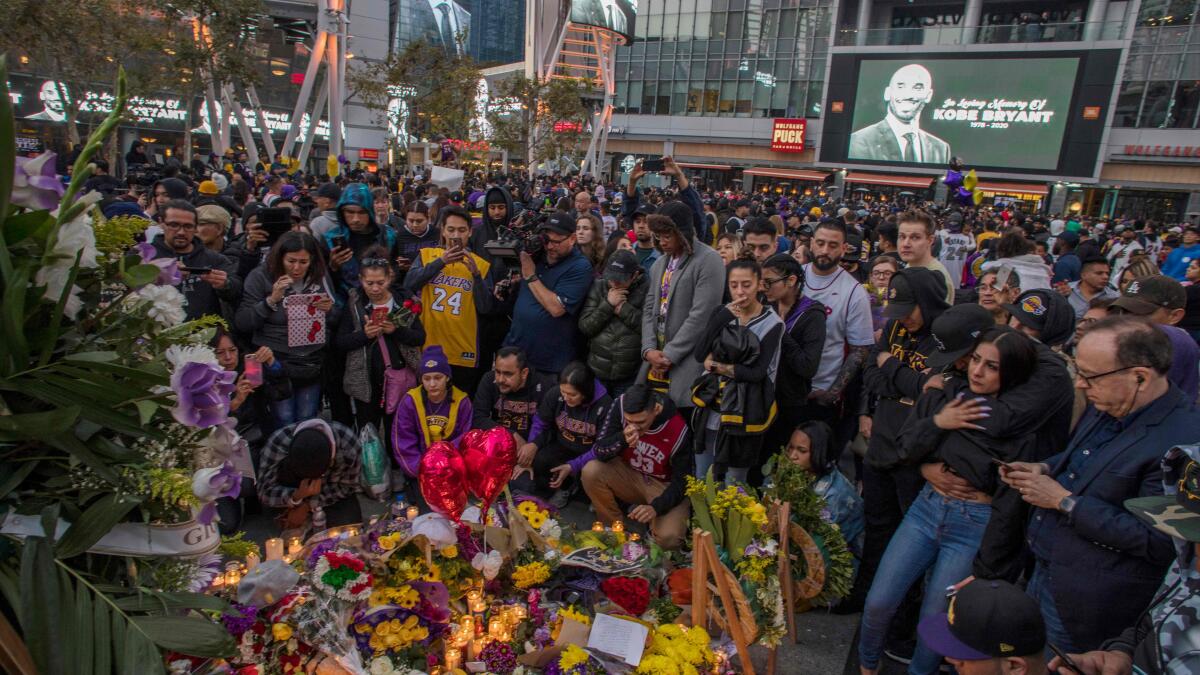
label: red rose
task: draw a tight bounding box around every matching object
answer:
[601,576,650,616]
[404,299,415,309]
[412,302,422,315]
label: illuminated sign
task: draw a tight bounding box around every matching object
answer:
[359,148,379,159]
[553,121,583,133]
[771,118,807,153]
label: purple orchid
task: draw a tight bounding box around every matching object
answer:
[192,461,242,525]
[134,241,182,286]
[13,153,65,211]
[171,361,236,429]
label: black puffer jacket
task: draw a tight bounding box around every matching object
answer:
[577,272,648,381]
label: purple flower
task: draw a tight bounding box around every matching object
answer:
[221,602,259,636]
[13,153,65,211]
[134,241,182,286]
[193,461,242,525]
[171,361,236,428]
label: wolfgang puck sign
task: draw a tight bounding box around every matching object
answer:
[771,118,807,152]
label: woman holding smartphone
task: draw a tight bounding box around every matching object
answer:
[235,231,341,429]
[336,247,426,453]
[857,327,1039,675]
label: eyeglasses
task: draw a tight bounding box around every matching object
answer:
[164,221,198,231]
[1075,364,1144,388]
[762,276,787,287]
[544,234,572,246]
[870,270,894,280]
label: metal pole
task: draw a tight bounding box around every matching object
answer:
[245,84,278,159]
[204,79,225,153]
[224,84,259,169]
[298,81,329,170]
[281,13,329,158]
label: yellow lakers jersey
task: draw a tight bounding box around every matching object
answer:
[419,247,491,368]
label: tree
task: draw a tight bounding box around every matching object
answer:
[485,75,592,175]
[155,0,265,161]
[348,38,482,164]
[0,0,166,146]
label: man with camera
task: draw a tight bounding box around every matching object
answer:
[151,199,242,321]
[501,212,594,378]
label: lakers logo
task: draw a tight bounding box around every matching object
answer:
[1021,295,1047,316]
[888,286,897,299]
[947,596,957,625]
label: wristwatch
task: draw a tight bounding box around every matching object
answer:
[1058,495,1078,515]
[524,273,540,284]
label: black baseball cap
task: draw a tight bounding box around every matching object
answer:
[633,202,657,217]
[603,250,640,283]
[539,213,575,237]
[926,304,995,369]
[315,182,342,201]
[883,272,919,319]
[1111,275,1186,316]
[918,579,1045,661]
[1001,289,1076,347]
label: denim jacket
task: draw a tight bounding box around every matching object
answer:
[814,469,865,558]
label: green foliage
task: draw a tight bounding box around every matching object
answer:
[764,455,856,606]
[218,532,261,560]
[485,75,593,170]
[349,38,483,148]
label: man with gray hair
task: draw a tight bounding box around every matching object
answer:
[1001,316,1200,654]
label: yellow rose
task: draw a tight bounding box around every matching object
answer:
[272,623,293,641]
[440,545,458,558]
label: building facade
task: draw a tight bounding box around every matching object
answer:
[607,0,1200,223]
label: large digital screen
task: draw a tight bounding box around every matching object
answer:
[820,50,1121,179]
[396,0,474,56]
[570,0,637,42]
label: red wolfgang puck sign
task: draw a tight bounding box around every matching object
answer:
[771,118,806,152]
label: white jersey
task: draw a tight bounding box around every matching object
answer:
[1107,239,1144,287]
[936,231,975,289]
[802,265,875,392]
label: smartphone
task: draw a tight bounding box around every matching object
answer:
[1047,643,1082,674]
[243,355,264,386]
[641,157,665,172]
[180,266,213,275]
[370,307,389,324]
[990,457,1011,468]
[259,207,292,246]
[332,235,348,250]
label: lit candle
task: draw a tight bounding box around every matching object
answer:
[245,552,260,570]
[629,532,641,542]
[611,521,624,533]
[445,648,462,671]
[227,570,242,586]
[282,554,293,564]
[264,538,284,561]
[592,521,604,532]
[489,618,505,639]
[406,506,420,520]
[287,537,303,556]
[512,604,527,621]
[210,574,225,589]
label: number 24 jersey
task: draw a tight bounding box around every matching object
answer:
[418,247,491,368]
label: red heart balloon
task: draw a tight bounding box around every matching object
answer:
[419,441,467,522]
[461,427,518,515]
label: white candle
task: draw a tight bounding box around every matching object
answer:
[445,647,462,671]
[287,537,303,556]
[406,506,420,520]
[264,538,284,561]
[245,552,261,570]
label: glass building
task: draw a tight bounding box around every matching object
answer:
[1114,1,1200,129]
[613,0,835,118]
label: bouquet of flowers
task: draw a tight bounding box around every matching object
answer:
[764,454,856,606]
[633,624,717,675]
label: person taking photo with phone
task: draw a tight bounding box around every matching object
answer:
[321,183,400,296]
[404,205,495,397]
[151,199,242,321]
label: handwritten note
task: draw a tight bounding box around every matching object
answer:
[586,613,649,666]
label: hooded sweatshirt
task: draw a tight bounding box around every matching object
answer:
[320,183,398,293]
[530,380,617,459]
[470,186,515,264]
[861,266,951,470]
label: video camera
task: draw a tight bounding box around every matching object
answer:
[126,165,162,188]
[484,208,548,261]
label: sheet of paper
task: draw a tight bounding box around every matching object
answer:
[586,613,649,666]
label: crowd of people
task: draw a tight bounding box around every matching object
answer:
[91,145,1200,674]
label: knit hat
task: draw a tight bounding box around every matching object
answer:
[278,420,337,486]
[211,173,229,192]
[197,180,220,196]
[101,200,150,221]
[656,201,695,243]
[420,345,452,377]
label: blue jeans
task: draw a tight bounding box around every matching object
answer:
[858,484,991,674]
[1026,564,1077,655]
[270,382,322,428]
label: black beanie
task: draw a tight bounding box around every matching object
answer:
[277,428,334,487]
[657,201,695,243]
[485,190,507,206]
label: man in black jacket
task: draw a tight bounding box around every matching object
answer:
[849,267,949,616]
[472,346,553,446]
[152,200,242,321]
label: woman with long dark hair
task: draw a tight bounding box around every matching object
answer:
[235,231,341,428]
[692,259,784,484]
[858,327,1039,675]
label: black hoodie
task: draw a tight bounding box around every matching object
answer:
[470,186,515,264]
[861,267,950,470]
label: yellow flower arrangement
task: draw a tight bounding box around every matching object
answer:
[378,533,402,551]
[634,624,713,675]
[368,615,429,654]
[272,623,293,641]
[512,561,551,589]
[551,605,591,641]
[369,584,420,609]
[440,544,458,559]
[559,644,590,671]
[517,501,549,530]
